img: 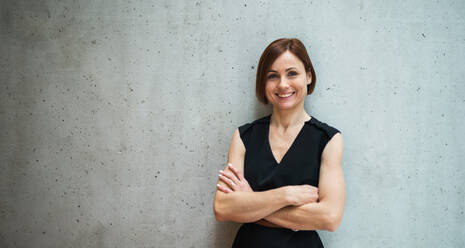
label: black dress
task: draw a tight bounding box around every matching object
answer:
[231,114,341,248]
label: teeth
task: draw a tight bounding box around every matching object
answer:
[278,92,294,97]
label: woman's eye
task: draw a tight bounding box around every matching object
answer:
[268,72,297,79]
[289,71,297,76]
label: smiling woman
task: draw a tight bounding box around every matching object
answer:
[255,38,317,105]
[213,38,345,248]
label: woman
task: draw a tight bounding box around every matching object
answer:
[213,38,345,247]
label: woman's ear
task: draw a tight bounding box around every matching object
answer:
[307,71,312,84]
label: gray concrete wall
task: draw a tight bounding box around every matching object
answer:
[1,0,464,247]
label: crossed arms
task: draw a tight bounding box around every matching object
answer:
[213,128,345,232]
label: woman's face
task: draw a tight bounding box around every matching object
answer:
[265,51,311,110]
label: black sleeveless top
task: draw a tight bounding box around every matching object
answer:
[231,114,341,248]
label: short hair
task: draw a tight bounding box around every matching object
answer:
[255,38,317,105]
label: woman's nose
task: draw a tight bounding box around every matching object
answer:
[278,76,290,88]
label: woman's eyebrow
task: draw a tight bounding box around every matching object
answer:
[267,67,297,73]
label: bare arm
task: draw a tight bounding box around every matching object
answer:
[213,128,292,223]
[215,188,291,223]
[263,133,345,232]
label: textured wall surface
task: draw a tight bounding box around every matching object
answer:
[1,0,464,247]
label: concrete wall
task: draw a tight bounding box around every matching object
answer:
[1,0,464,247]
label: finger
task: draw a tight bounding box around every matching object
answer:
[228,163,244,180]
[220,170,240,185]
[217,184,233,193]
[218,174,236,189]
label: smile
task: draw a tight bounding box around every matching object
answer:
[276,92,295,98]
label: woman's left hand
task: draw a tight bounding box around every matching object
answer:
[217,164,280,228]
[217,163,253,193]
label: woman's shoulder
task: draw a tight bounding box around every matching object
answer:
[238,114,271,136]
[306,115,341,139]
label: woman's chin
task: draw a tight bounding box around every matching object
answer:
[268,95,303,109]
[272,102,296,110]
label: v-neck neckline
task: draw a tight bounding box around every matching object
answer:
[266,114,313,166]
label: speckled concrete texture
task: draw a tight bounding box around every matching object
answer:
[1,0,464,247]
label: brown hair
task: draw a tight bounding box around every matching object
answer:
[255,38,317,105]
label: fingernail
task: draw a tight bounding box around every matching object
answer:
[228,163,233,167]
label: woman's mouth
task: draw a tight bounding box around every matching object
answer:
[276,92,295,99]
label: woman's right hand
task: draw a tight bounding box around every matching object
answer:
[286,185,319,206]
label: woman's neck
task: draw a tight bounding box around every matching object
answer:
[270,107,311,130]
